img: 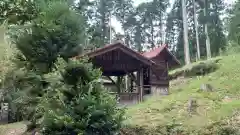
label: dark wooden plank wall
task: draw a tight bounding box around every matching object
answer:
[149,61,169,86]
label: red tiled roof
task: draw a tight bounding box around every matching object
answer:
[142,44,181,66]
[142,45,167,59]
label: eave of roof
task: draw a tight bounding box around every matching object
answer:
[74,41,157,66]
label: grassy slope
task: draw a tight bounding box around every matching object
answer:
[125,54,240,134]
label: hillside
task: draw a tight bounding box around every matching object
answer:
[122,54,240,135]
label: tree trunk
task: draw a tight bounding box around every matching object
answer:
[109,11,112,44]
[193,0,200,60]
[182,0,191,65]
[204,0,211,59]
[151,19,154,48]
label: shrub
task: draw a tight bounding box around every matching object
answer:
[223,41,240,56]
[40,58,125,135]
[169,58,221,80]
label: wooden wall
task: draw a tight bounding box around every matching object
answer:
[149,62,169,86]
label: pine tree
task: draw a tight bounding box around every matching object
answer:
[229,0,240,44]
[41,58,124,135]
[197,0,226,56]
[182,0,191,64]
[3,0,87,127]
[166,0,185,63]
[193,0,201,60]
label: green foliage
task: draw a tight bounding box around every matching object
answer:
[0,0,38,25]
[223,41,240,55]
[229,0,240,45]
[40,58,125,135]
[3,68,46,124]
[0,26,15,83]
[166,0,227,62]
[12,1,85,73]
[169,57,221,79]
[2,0,86,126]
[2,1,125,134]
[0,0,75,25]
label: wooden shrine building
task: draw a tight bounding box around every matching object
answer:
[76,41,180,105]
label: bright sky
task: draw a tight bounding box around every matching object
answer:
[112,0,236,34]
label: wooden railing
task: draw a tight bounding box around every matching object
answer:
[109,85,152,103]
[109,92,140,102]
[118,93,139,102]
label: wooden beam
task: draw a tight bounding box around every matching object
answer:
[106,76,117,86]
[129,73,138,85]
[106,76,122,94]
[117,76,124,93]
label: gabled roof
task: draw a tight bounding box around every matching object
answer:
[142,45,167,59]
[76,41,156,66]
[142,44,181,66]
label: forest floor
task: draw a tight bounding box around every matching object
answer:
[0,122,27,135]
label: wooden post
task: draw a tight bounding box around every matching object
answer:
[166,61,169,80]
[137,68,144,102]
[137,70,140,102]
[117,76,122,94]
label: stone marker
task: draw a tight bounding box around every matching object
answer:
[0,103,9,124]
[188,98,197,115]
[200,83,213,92]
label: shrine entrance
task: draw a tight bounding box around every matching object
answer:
[76,42,156,104]
[75,41,181,105]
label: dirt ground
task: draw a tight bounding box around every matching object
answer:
[0,122,27,135]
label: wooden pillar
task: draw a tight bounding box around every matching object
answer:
[166,61,169,87]
[140,68,144,101]
[137,68,144,102]
[117,76,121,94]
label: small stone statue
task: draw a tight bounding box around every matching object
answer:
[200,84,213,92]
[188,98,197,115]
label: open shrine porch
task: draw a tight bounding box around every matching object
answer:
[76,42,175,105]
[84,42,153,104]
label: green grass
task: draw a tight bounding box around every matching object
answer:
[124,54,240,134]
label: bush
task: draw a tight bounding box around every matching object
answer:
[169,58,221,80]
[40,58,125,135]
[3,68,46,124]
[223,41,240,56]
